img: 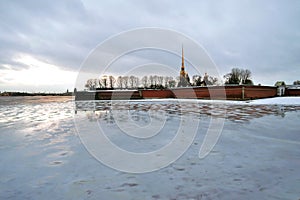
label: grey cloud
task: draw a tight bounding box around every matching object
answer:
[0,0,300,91]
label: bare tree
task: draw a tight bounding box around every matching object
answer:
[224,68,241,84]
[224,68,253,85]
[240,69,252,84]
[129,76,139,88]
[134,76,139,88]
[153,75,158,86]
[108,76,116,88]
[208,76,218,85]
[84,79,92,90]
[192,75,202,86]
[157,76,164,86]
[101,76,108,88]
[129,76,135,88]
[141,76,148,88]
[85,79,97,90]
[122,76,129,88]
[117,76,123,89]
[98,79,103,88]
[93,79,99,88]
[149,75,154,86]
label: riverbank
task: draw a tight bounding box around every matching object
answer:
[0,91,72,97]
[0,96,73,105]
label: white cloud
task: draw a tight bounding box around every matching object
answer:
[0,54,77,92]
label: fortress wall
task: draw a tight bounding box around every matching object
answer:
[97,90,142,100]
[75,86,279,100]
[286,88,300,96]
[244,86,277,99]
[141,89,175,98]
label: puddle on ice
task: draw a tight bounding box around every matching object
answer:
[0,97,300,199]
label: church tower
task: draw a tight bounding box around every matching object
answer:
[180,46,186,78]
[178,46,190,87]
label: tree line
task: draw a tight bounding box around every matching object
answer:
[85,75,176,90]
[84,68,255,90]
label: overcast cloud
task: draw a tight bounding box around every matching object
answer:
[0,0,300,92]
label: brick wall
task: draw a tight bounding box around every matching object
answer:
[141,89,175,98]
[76,86,278,100]
[142,86,277,100]
[98,91,142,100]
[244,86,277,99]
[286,89,300,96]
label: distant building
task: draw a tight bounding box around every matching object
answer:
[275,81,286,96]
[275,81,286,87]
[177,46,190,87]
[285,84,300,96]
[287,84,300,89]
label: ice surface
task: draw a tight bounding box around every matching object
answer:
[0,96,299,199]
[249,96,300,105]
[141,96,300,105]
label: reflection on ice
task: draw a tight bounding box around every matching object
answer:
[75,100,300,123]
[0,97,75,169]
[74,100,300,169]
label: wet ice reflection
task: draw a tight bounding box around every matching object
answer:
[74,100,300,155]
[75,100,300,123]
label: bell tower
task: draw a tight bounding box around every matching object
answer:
[180,46,186,78]
[177,46,190,87]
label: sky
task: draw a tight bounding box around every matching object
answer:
[0,0,300,92]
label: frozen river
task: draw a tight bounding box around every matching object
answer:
[0,96,300,199]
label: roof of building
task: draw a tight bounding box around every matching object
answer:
[275,81,286,86]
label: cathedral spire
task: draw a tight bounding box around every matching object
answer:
[180,45,186,77]
[181,45,184,69]
[178,45,190,87]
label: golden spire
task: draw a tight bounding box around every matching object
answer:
[180,45,186,77]
[181,45,184,69]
